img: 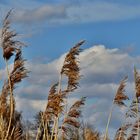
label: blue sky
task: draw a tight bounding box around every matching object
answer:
[0,0,140,62]
[0,0,140,139]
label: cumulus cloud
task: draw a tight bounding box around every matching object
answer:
[0,45,139,138]
[13,45,140,110]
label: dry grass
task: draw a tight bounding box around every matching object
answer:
[114,76,129,107]
[1,10,140,140]
[0,10,27,140]
[61,97,85,139]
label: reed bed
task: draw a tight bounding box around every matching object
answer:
[0,10,140,140]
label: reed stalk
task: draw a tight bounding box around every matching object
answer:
[104,104,114,140]
[136,97,139,140]
[134,67,140,140]
[50,74,62,140]
[4,60,14,140]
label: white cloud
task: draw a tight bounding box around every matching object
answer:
[66,2,140,23]
[14,46,139,110]
[8,2,140,25]
[0,45,139,139]
[12,4,67,24]
[15,96,47,121]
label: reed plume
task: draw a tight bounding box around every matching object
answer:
[0,49,28,113]
[134,67,140,98]
[114,124,131,140]
[44,83,65,119]
[12,112,23,140]
[125,99,140,139]
[134,67,140,140]
[10,49,28,89]
[1,10,25,60]
[36,83,66,140]
[61,40,85,93]
[51,40,85,140]
[13,124,23,140]
[104,76,129,140]
[1,9,16,60]
[1,49,27,139]
[61,97,86,139]
[36,41,85,140]
[0,10,27,139]
[84,129,100,140]
[126,99,140,118]
[114,76,129,106]
[128,119,140,139]
[83,126,101,140]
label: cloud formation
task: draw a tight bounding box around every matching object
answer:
[1,45,139,138]
[13,45,140,111]
[8,1,140,25]
[12,4,67,24]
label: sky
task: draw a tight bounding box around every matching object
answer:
[0,0,140,139]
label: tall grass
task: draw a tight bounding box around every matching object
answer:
[104,76,129,140]
[1,10,140,140]
[0,10,28,140]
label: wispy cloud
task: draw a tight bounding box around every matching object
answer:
[7,1,140,25]
[66,2,140,23]
[12,4,67,24]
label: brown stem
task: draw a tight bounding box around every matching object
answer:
[4,60,14,140]
[35,123,41,140]
[51,74,62,140]
[50,118,57,140]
